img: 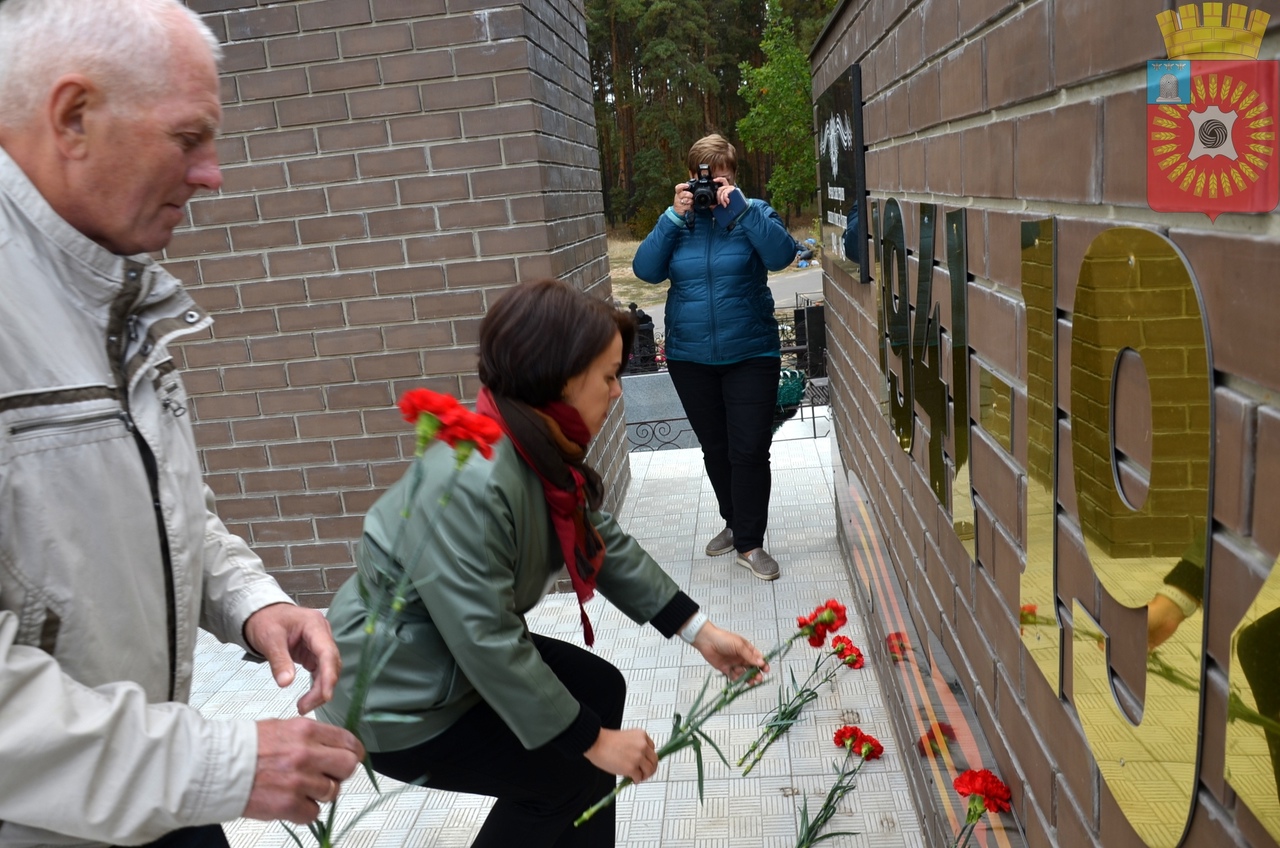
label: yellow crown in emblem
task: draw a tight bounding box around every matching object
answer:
[1157,3,1270,60]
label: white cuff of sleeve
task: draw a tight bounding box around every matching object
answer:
[679,611,709,644]
[1156,585,1200,618]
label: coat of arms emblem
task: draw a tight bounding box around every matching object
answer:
[1148,3,1278,220]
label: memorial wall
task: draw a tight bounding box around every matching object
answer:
[813,1,1280,845]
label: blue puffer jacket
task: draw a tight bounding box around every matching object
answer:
[632,198,797,364]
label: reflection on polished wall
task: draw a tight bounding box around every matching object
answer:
[1020,220,1061,693]
[862,209,1276,846]
[816,0,1280,844]
[1068,229,1210,848]
[1228,558,1280,844]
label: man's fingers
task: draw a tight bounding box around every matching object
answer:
[244,719,366,823]
[294,621,341,714]
[263,642,297,688]
[245,605,342,712]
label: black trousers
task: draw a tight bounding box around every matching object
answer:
[370,633,626,848]
[136,826,228,848]
[667,356,780,552]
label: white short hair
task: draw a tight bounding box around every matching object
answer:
[0,0,222,128]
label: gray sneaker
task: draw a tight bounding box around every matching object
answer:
[705,526,735,556]
[736,548,780,581]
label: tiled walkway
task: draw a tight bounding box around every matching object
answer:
[192,415,924,847]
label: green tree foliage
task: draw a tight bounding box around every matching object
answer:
[737,0,816,222]
[781,0,839,55]
[587,0,830,229]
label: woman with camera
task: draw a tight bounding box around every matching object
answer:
[318,279,768,847]
[632,133,798,581]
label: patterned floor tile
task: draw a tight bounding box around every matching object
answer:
[198,434,921,847]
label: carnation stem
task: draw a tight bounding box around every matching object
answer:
[575,636,801,828]
[739,652,836,775]
[794,754,868,848]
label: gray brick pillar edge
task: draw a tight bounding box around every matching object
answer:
[169,0,624,605]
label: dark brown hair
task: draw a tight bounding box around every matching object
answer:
[478,279,635,406]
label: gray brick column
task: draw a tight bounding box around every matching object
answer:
[169,0,625,606]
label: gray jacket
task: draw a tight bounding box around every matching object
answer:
[0,148,293,846]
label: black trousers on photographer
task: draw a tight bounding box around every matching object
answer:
[667,355,780,553]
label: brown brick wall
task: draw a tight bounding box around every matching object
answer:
[816,0,1280,846]
[170,0,624,607]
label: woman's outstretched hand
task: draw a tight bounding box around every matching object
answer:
[692,622,769,682]
[584,727,659,783]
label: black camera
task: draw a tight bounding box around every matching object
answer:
[685,164,718,210]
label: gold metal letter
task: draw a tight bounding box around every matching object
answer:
[1021,219,1061,692]
[1070,228,1209,848]
[880,199,913,450]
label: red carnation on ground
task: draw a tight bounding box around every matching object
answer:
[954,768,1012,814]
[830,635,864,669]
[948,768,1012,847]
[833,725,883,761]
[855,730,883,761]
[833,725,859,750]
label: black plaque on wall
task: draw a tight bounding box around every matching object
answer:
[815,64,867,285]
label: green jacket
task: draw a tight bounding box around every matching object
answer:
[318,436,688,753]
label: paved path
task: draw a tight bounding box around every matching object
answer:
[193,435,924,848]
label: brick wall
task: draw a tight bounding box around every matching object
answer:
[168,0,625,607]
[815,0,1280,846]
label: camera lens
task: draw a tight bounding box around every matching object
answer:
[692,179,716,209]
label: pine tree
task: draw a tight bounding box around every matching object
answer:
[737,0,816,222]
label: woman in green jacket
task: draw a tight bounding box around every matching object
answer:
[319,279,767,847]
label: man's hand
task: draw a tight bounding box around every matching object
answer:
[583,727,658,783]
[691,622,768,681]
[243,603,341,715]
[244,719,364,824]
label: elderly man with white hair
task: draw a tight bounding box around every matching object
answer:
[0,1,363,845]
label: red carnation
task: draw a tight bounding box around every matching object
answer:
[399,388,459,423]
[830,635,864,669]
[954,769,1012,814]
[398,389,502,461]
[833,725,883,761]
[436,410,502,459]
[833,725,859,750]
[797,599,849,648]
[855,730,883,761]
